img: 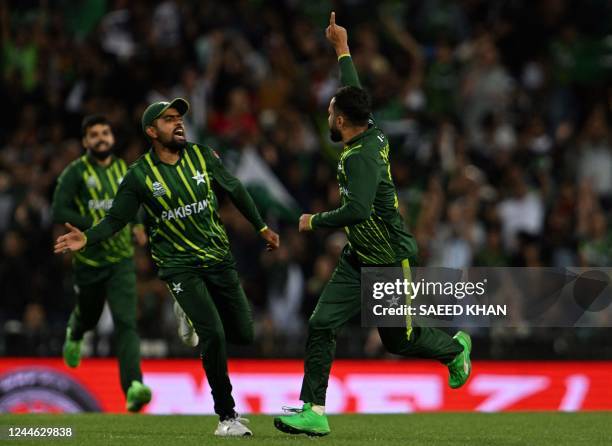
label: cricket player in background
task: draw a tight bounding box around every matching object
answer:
[274,13,472,436]
[54,99,279,436]
[52,114,152,412]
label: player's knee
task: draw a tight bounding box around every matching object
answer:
[197,325,226,347]
[308,308,335,331]
[378,327,415,355]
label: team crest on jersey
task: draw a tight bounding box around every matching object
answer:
[151,181,167,197]
[192,170,207,186]
[86,175,97,188]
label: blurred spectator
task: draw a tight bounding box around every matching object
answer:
[576,106,612,200]
[428,199,484,268]
[579,211,612,267]
[461,34,514,146]
[497,166,544,252]
[474,225,508,267]
[1,0,612,359]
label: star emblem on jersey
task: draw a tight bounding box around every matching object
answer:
[192,170,206,185]
[386,295,401,307]
[151,181,167,197]
[172,282,183,295]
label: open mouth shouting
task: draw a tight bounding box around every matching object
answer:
[173,127,186,142]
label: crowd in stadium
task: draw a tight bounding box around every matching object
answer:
[1,0,612,358]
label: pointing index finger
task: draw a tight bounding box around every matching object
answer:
[330,11,335,26]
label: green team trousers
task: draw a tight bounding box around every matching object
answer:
[68,258,143,396]
[162,256,254,419]
[300,247,463,406]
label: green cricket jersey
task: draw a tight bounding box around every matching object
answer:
[52,154,134,268]
[311,55,418,265]
[84,142,266,274]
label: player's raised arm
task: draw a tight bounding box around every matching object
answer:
[326,12,350,58]
[326,11,361,88]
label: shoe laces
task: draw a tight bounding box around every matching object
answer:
[226,413,249,425]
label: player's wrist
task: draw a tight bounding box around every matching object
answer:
[308,214,316,230]
[80,233,88,252]
[336,47,351,59]
[259,225,269,234]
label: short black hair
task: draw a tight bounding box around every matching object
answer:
[333,86,371,126]
[81,114,111,137]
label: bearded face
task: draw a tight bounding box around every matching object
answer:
[151,108,187,152]
[328,96,344,143]
[83,124,115,160]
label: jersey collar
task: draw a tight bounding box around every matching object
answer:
[344,126,375,147]
[148,144,189,166]
[148,148,163,165]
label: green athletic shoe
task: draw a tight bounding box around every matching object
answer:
[126,381,152,413]
[274,403,330,436]
[448,331,472,389]
[62,328,82,368]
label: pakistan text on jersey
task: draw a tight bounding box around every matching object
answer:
[161,199,209,221]
[88,199,113,211]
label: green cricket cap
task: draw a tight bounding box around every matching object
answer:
[141,98,190,133]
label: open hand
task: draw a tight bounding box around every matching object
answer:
[260,227,280,251]
[54,223,86,254]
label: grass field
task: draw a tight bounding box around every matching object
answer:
[2,413,612,446]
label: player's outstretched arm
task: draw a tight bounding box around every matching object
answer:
[207,148,279,250]
[325,11,361,88]
[220,175,280,250]
[55,170,141,254]
[300,153,380,231]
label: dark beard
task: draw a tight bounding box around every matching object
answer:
[91,150,112,160]
[90,147,113,160]
[329,126,342,142]
[162,136,187,152]
[88,140,113,160]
